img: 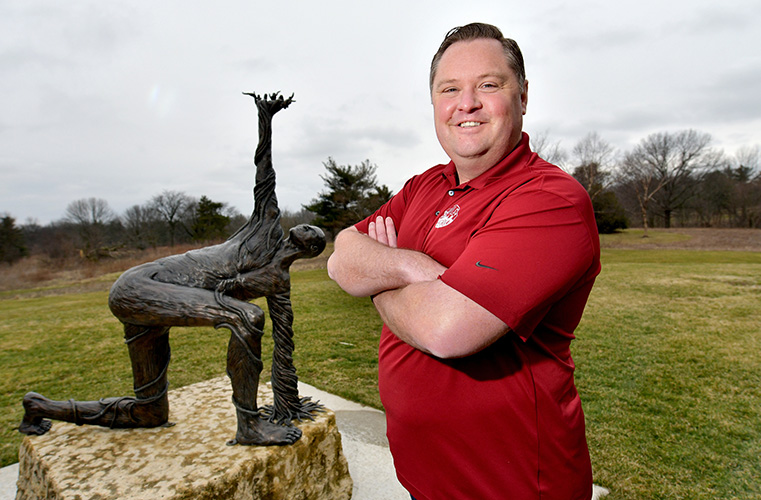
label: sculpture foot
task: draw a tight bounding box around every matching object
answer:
[19,417,52,436]
[230,415,302,446]
[19,392,54,435]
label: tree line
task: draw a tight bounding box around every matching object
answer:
[532,129,760,235]
[1,191,246,264]
[0,158,390,265]
[3,131,760,265]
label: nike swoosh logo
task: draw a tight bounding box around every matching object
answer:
[475,260,498,270]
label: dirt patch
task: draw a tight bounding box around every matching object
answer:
[3,229,758,296]
[1,243,334,297]
[607,228,761,252]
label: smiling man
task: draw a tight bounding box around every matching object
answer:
[328,23,601,500]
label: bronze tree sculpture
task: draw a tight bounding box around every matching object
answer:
[19,92,325,446]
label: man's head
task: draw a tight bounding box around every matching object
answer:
[429,23,525,96]
[429,23,529,179]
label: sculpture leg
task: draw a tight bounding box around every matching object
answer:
[216,295,302,446]
[19,325,171,435]
[123,324,171,426]
[266,294,323,424]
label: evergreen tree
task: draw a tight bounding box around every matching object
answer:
[592,190,628,233]
[304,158,393,238]
[191,195,231,242]
[0,214,28,264]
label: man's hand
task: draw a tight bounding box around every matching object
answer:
[367,216,397,248]
[327,221,445,297]
[328,218,508,358]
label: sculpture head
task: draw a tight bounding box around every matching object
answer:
[288,224,326,259]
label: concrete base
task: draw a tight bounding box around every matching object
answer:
[15,378,352,500]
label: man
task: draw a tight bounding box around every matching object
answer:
[328,23,601,499]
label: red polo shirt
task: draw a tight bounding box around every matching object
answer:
[355,133,601,500]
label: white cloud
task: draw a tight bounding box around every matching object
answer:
[2,0,760,223]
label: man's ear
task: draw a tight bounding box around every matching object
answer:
[521,80,529,115]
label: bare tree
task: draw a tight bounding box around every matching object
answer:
[735,145,761,176]
[65,197,115,226]
[621,130,719,233]
[122,204,161,249]
[150,190,194,246]
[279,208,315,233]
[64,197,116,258]
[570,132,617,201]
[530,130,567,168]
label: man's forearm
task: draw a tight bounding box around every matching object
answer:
[373,280,509,359]
[327,227,445,297]
[329,220,509,359]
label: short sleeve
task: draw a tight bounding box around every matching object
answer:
[439,184,597,341]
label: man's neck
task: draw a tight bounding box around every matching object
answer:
[453,134,524,184]
[455,163,491,185]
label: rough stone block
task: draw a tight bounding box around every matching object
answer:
[15,377,352,500]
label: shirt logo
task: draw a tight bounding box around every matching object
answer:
[435,204,460,228]
[476,260,498,271]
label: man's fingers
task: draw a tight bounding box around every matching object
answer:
[374,216,389,245]
[367,216,397,247]
[385,217,398,248]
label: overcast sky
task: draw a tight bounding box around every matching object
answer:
[2,0,760,225]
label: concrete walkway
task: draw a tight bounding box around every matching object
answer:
[0,382,609,499]
[298,382,410,500]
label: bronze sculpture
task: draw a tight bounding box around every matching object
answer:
[19,92,325,446]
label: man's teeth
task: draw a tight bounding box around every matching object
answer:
[458,121,481,128]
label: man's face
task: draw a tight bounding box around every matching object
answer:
[431,38,528,179]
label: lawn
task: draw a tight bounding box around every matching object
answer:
[1,242,760,499]
[576,249,761,499]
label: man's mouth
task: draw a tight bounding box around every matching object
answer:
[458,121,482,128]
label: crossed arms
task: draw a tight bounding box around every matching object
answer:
[327,216,509,359]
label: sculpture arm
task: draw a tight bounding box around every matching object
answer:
[252,94,286,224]
[232,92,294,257]
[217,266,287,301]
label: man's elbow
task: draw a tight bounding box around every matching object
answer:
[326,253,339,281]
[326,229,350,283]
[414,318,508,360]
[425,336,502,359]
[424,336,475,360]
[403,319,473,359]
[327,252,370,297]
[327,253,351,292]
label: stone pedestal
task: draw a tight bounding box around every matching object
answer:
[15,377,352,500]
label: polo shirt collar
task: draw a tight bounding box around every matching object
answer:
[441,132,533,190]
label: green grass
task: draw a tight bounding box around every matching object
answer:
[0,270,382,469]
[2,250,760,499]
[576,249,761,499]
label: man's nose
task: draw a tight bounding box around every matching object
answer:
[457,87,482,112]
